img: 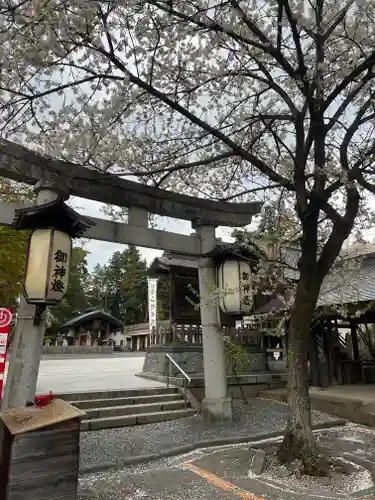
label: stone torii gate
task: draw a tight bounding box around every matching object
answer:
[0,139,262,421]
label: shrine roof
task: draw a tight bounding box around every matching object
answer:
[318,253,375,308]
[61,309,122,330]
[148,255,198,276]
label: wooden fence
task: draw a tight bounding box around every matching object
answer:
[150,324,262,347]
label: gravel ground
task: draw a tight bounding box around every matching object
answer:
[78,426,375,500]
[79,398,338,471]
[262,454,372,496]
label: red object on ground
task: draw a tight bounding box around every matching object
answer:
[35,391,55,407]
[0,308,12,401]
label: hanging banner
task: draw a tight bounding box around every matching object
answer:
[148,278,158,331]
[0,308,12,401]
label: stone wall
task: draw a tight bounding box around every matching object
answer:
[268,359,287,372]
[143,345,204,376]
[142,345,268,377]
[248,352,268,372]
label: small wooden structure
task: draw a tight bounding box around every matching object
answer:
[60,308,122,346]
[143,249,270,378]
[0,399,85,500]
[148,253,201,324]
[148,247,262,328]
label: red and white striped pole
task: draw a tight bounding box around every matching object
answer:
[0,308,12,401]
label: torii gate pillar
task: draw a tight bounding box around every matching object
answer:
[1,185,60,410]
[195,224,232,422]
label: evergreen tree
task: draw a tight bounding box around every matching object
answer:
[88,245,148,324]
[0,178,34,309]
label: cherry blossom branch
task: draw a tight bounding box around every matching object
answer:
[322,0,356,41]
[324,50,375,110]
[147,0,299,84]
[89,44,294,190]
[317,185,360,279]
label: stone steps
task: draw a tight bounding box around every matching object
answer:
[73,393,182,410]
[60,386,196,431]
[81,408,196,431]
[83,400,188,419]
[59,386,178,402]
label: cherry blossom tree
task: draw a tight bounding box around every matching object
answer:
[1,0,375,472]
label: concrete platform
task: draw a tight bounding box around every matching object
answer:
[309,384,375,403]
[261,384,375,427]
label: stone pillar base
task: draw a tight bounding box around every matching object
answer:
[201,397,233,423]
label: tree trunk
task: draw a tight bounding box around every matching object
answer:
[277,277,328,476]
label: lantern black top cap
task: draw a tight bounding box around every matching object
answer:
[12,198,95,238]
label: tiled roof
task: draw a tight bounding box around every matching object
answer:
[251,249,375,314]
[318,256,375,307]
[275,243,375,308]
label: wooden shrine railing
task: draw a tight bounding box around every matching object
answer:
[150,324,201,345]
[150,324,262,347]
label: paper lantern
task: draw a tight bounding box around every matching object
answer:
[24,229,72,305]
[218,260,253,314]
[13,198,94,307]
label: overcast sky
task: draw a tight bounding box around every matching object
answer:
[70,196,261,270]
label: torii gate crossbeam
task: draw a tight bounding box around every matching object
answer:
[0,139,262,227]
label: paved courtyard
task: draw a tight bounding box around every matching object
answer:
[35,353,165,394]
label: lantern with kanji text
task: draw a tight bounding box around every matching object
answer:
[218,259,253,315]
[13,198,94,306]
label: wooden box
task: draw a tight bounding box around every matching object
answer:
[0,399,86,500]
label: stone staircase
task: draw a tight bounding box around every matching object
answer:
[59,387,195,431]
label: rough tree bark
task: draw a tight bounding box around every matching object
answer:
[277,274,328,475]
[277,188,359,474]
[277,198,330,474]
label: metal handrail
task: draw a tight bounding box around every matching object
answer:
[164,353,191,409]
[165,353,191,383]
